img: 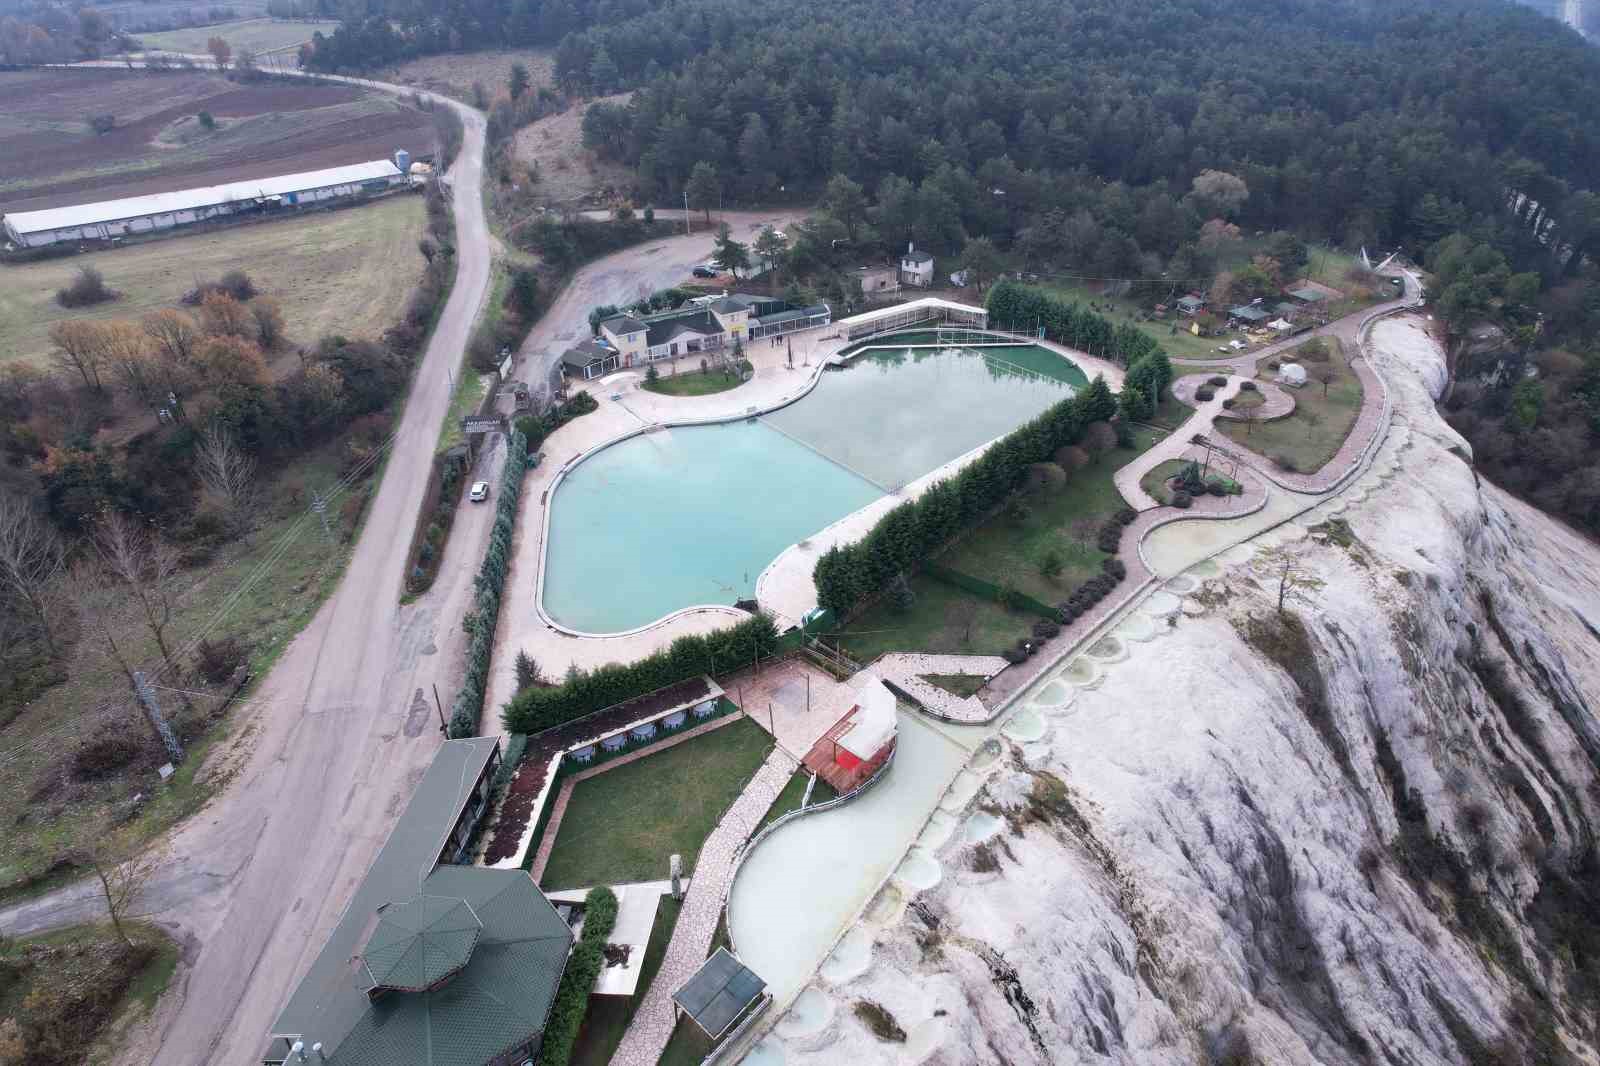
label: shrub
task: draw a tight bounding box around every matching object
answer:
[1206,479,1229,496]
[645,365,659,384]
[198,110,216,129]
[1002,646,1028,664]
[1117,506,1137,525]
[514,650,544,690]
[1097,527,1122,553]
[1039,549,1063,580]
[88,113,116,134]
[1102,558,1126,580]
[194,635,249,683]
[536,886,618,1066]
[504,613,779,733]
[1222,398,1236,410]
[1274,454,1299,472]
[889,572,916,613]
[1172,490,1193,509]
[1114,420,1135,448]
[1032,619,1060,639]
[1057,604,1078,623]
[73,735,144,779]
[854,1000,907,1043]
[1208,375,1227,386]
[448,429,530,738]
[55,266,117,308]
[1195,387,1215,401]
[1239,379,1258,391]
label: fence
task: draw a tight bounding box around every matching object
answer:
[922,562,1059,619]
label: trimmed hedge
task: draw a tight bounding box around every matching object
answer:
[814,381,1117,617]
[515,390,599,453]
[503,614,779,734]
[537,886,619,1066]
[987,281,1165,368]
[447,428,529,738]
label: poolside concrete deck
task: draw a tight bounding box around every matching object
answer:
[482,325,1111,732]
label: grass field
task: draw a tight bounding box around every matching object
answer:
[135,18,333,55]
[1217,339,1364,473]
[643,368,744,396]
[837,430,1158,661]
[0,196,427,370]
[537,717,775,891]
[0,442,374,896]
[0,921,178,1065]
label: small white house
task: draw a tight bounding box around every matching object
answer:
[1277,362,1308,388]
[900,243,935,288]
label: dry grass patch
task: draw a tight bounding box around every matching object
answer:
[0,196,426,371]
[380,48,556,103]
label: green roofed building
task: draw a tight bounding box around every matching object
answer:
[263,738,575,1066]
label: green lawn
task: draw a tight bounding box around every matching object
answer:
[835,429,1159,661]
[920,673,986,697]
[751,770,839,838]
[536,717,775,890]
[643,369,744,396]
[570,896,683,1066]
[1217,341,1364,474]
[136,18,331,55]
[938,428,1158,603]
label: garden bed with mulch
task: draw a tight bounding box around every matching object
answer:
[479,676,716,864]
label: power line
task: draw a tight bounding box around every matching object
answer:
[0,428,402,771]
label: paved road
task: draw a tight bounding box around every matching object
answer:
[3,68,495,1066]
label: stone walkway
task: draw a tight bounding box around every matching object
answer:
[607,746,798,1066]
[872,653,1010,723]
[1116,376,1242,509]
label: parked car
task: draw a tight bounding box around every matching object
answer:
[692,265,717,278]
[469,480,490,502]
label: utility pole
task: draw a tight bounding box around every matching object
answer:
[133,670,183,764]
[311,488,333,541]
[432,684,448,735]
[684,189,691,236]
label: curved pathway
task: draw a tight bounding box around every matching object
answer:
[1172,373,1296,421]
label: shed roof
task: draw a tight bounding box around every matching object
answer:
[1229,304,1270,322]
[5,159,402,235]
[902,249,934,264]
[601,314,647,336]
[1286,286,1325,303]
[673,948,766,1039]
[562,338,615,368]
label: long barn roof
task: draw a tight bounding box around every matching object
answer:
[3,158,402,235]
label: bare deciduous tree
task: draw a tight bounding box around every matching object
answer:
[194,422,256,534]
[0,493,66,655]
[1258,545,1326,613]
[47,319,110,390]
[87,835,169,947]
[1312,363,1338,398]
[94,513,182,677]
[100,320,159,402]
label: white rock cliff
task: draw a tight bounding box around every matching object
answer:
[776,319,1600,1066]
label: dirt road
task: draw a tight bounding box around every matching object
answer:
[2,72,493,1065]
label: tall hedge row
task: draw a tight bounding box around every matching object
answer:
[813,379,1118,617]
[447,428,529,738]
[501,613,779,734]
[986,280,1165,368]
[536,886,618,1066]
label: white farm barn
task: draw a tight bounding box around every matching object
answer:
[2,157,410,250]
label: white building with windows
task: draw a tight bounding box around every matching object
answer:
[2,156,410,249]
[900,243,935,287]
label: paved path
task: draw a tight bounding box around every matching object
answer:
[871,653,1009,723]
[608,747,798,1066]
[1116,377,1243,509]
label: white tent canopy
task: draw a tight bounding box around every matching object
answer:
[1277,362,1308,387]
[837,676,897,761]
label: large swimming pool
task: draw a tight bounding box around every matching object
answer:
[541,343,1087,633]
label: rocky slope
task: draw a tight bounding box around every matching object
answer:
[777,318,1600,1066]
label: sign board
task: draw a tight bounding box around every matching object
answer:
[460,415,504,435]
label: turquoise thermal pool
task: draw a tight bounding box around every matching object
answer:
[542,342,1085,633]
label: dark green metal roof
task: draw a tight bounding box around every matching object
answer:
[673,947,766,1039]
[265,737,576,1066]
[331,866,573,1066]
[360,895,483,992]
